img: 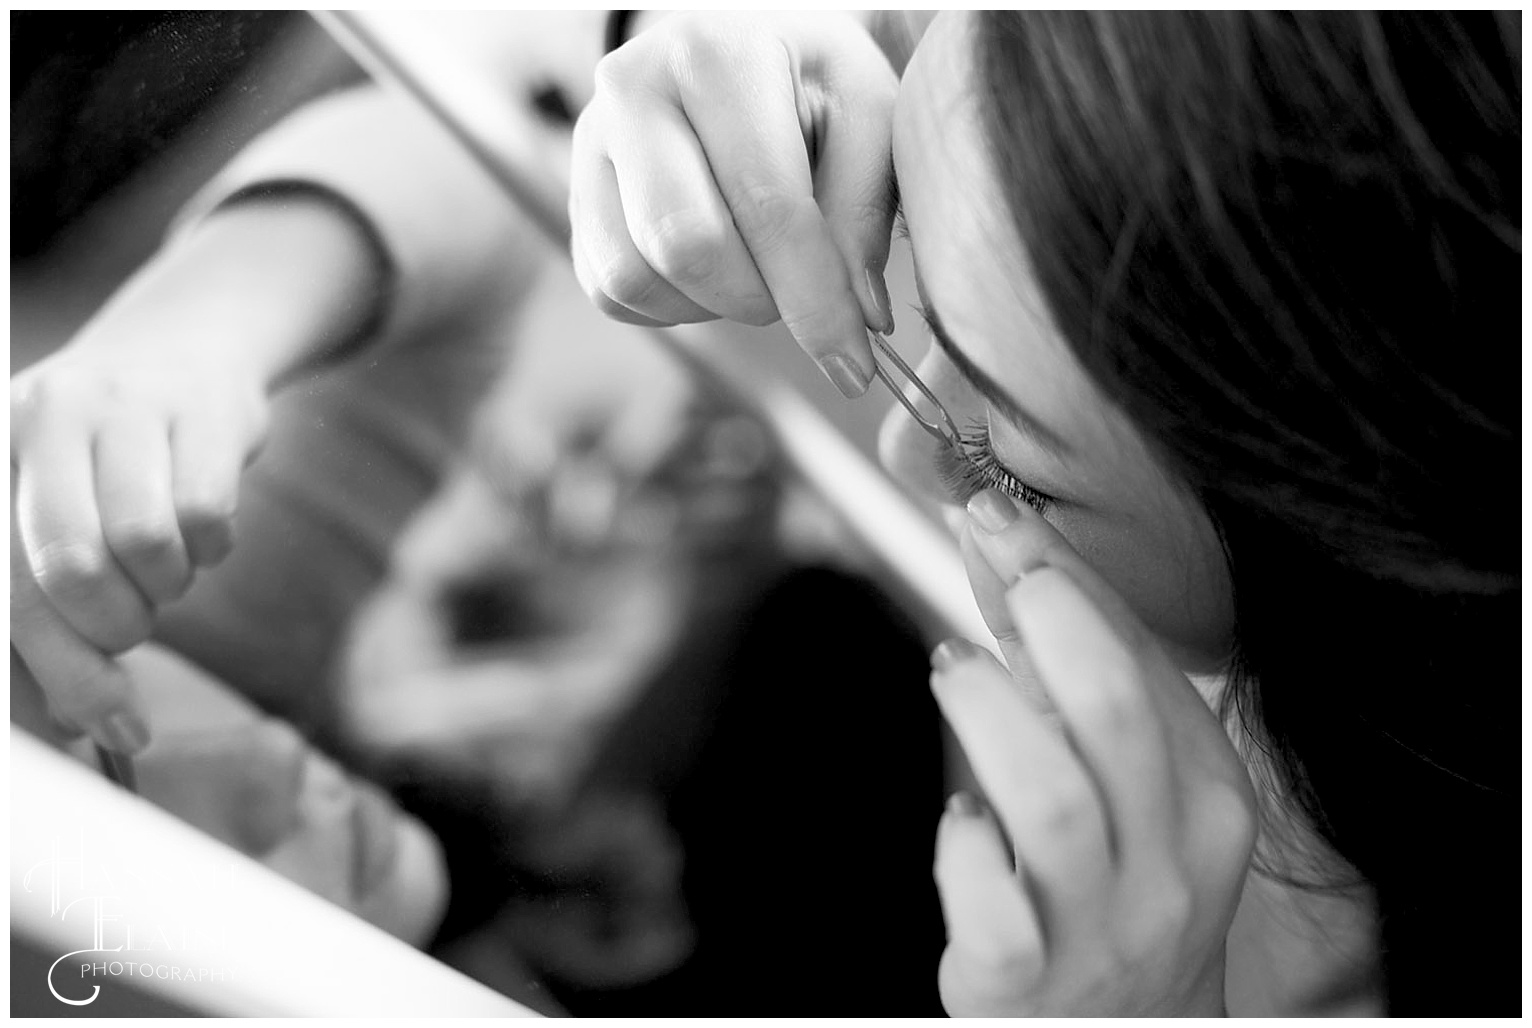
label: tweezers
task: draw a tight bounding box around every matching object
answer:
[96,743,138,793]
[867,331,962,450]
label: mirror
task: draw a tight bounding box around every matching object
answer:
[12,12,953,1016]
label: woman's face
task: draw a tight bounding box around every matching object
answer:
[123,648,448,947]
[880,12,1234,672]
[137,721,446,946]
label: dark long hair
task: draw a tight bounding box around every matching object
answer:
[976,12,1520,1014]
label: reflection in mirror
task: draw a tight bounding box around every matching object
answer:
[11,11,949,1016]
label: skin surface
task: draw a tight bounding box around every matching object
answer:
[878,15,1378,1015]
[877,13,1235,675]
[121,645,447,946]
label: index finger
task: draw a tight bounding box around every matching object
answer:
[964,488,1154,654]
[675,33,877,395]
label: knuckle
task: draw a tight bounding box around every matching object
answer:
[643,210,728,286]
[671,13,739,66]
[1027,777,1097,841]
[591,50,631,96]
[103,517,183,568]
[12,372,82,430]
[10,375,44,431]
[729,182,801,252]
[779,301,847,351]
[33,540,112,600]
[1115,879,1195,963]
[1075,662,1149,732]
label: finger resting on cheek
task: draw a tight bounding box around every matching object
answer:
[956,531,1059,720]
[966,500,1153,662]
[1005,566,1153,698]
[965,494,1074,589]
[960,526,1020,645]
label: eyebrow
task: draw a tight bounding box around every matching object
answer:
[908,270,1073,460]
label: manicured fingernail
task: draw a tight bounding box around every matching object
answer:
[931,637,984,674]
[946,790,981,818]
[967,488,1018,534]
[864,267,895,334]
[1019,553,1051,575]
[820,353,871,398]
[101,711,150,755]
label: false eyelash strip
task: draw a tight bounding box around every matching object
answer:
[933,419,1052,515]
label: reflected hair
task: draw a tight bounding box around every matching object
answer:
[976,11,1519,1014]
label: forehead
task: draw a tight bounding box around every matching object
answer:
[891,12,1150,473]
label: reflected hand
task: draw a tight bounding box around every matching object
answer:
[929,488,1256,1016]
[11,336,268,752]
[568,12,899,396]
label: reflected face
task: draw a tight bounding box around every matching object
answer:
[880,13,1235,671]
[124,649,447,947]
[137,719,446,945]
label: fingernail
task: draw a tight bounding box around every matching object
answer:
[864,267,895,334]
[946,790,981,818]
[101,711,150,755]
[967,488,1018,534]
[1019,554,1051,576]
[931,636,984,674]
[820,353,871,398]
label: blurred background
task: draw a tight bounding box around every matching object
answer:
[12,11,954,1016]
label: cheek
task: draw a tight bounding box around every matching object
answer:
[1052,500,1235,673]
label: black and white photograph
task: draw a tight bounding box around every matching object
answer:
[9,10,1521,1017]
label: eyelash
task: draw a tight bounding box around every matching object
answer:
[934,419,1054,516]
[903,301,1055,515]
